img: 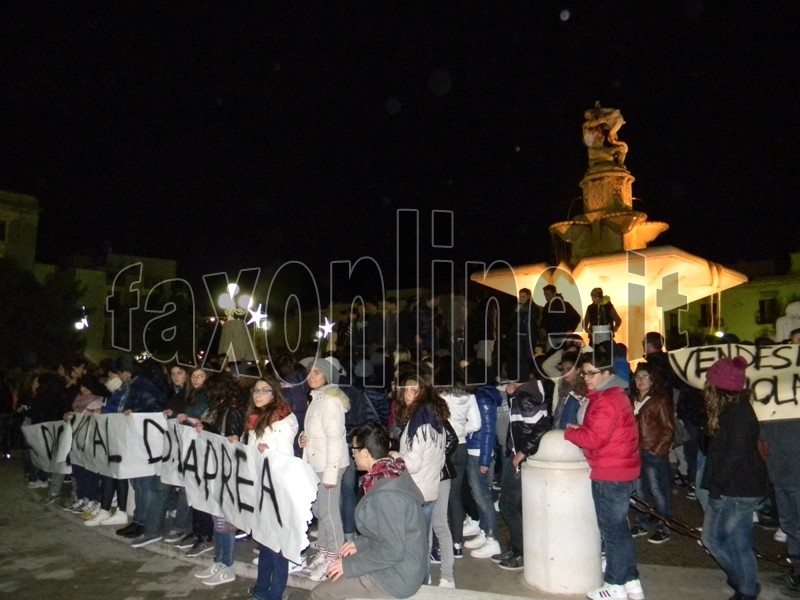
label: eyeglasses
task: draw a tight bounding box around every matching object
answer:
[634,374,651,381]
[350,446,364,454]
[580,370,603,378]
[252,388,274,396]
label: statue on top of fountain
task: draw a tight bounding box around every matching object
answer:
[582,102,628,170]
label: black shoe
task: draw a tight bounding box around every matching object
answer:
[498,554,524,571]
[630,525,648,538]
[673,474,687,487]
[453,544,463,558]
[429,547,441,565]
[491,549,515,564]
[121,523,145,539]
[648,530,670,544]
[116,522,139,537]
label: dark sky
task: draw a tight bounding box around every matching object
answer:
[1,2,798,293]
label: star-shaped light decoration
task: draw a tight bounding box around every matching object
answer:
[318,317,334,339]
[247,303,267,327]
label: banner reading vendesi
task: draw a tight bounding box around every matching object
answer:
[669,343,800,422]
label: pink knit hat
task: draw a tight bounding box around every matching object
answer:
[706,356,748,392]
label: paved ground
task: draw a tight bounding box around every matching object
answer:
[0,451,793,600]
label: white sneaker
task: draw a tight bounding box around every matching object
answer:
[202,565,236,586]
[84,509,111,527]
[100,510,128,526]
[81,501,100,520]
[624,578,645,600]
[587,582,627,599]
[775,528,788,543]
[439,578,455,588]
[307,559,329,582]
[471,537,501,559]
[195,562,224,579]
[302,552,325,573]
[462,516,481,538]
[463,531,486,549]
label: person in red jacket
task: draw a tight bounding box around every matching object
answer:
[564,351,643,600]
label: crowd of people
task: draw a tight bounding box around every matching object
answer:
[2,285,799,600]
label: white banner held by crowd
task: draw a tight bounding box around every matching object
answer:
[69,412,168,479]
[669,343,800,422]
[22,420,72,475]
[160,422,318,564]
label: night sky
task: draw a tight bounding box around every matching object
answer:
[1,2,798,294]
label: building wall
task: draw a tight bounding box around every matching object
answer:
[0,191,40,270]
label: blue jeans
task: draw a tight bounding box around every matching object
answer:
[702,495,762,596]
[340,455,357,537]
[448,444,468,543]
[775,485,800,566]
[214,530,235,567]
[467,455,497,539]
[252,544,289,600]
[421,500,435,583]
[498,454,523,554]
[592,480,639,585]
[635,451,671,534]
[130,475,157,525]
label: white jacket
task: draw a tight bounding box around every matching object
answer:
[399,422,445,502]
[442,392,481,443]
[246,413,299,458]
[303,384,350,485]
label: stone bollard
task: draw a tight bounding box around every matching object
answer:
[522,429,602,594]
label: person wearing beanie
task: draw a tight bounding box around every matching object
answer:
[700,356,768,600]
[299,358,350,582]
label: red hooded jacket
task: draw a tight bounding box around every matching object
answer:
[564,376,640,482]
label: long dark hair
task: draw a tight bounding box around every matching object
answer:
[247,377,292,436]
[395,373,450,431]
[630,362,667,401]
[703,382,750,436]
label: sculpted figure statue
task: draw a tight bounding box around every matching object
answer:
[582,102,628,168]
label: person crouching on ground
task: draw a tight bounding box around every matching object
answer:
[310,422,427,600]
[564,351,643,600]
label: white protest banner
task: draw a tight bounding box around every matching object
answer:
[69,412,168,478]
[669,343,800,421]
[162,423,318,564]
[22,420,72,474]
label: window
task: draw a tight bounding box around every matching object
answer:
[699,300,718,328]
[756,296,779,325]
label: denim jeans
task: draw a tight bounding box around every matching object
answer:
[467,454,497,539]
[73,464,100,502]
[498,454,523,554]
[702,495,762,596]
[340,455,357,537]
[144,476,171,537]
[130,475,157,525]
[448,444,468,543]
[214,530,235,567]
[592,479,639,585]
[432,480,454,581]
[252,544,289,600]
[635,451,671,534]
[775,485,800,566]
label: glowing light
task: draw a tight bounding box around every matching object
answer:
[227,283,240,297]
[237,294,253,310]
[714,330,726,338]
[318,317,335,339]
[247,303,267,327]
[217,293,235,310]
[560,9,571,21]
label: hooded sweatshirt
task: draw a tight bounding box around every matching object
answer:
[564,374,640,482]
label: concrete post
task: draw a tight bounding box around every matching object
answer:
[522,429,602,594]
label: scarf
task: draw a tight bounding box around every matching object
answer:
[360,456,407,495]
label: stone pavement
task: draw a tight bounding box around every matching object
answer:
[0,452,792,600]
